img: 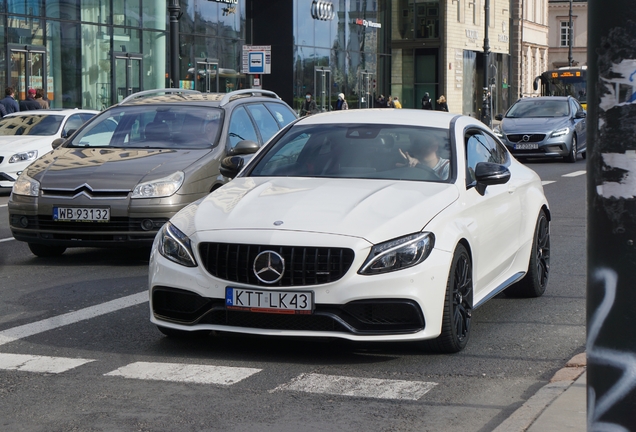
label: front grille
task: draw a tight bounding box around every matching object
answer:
[152,287,425,335]
[13,215,169,233]
[0,156,4,163]
[506,134,546,143]
[199,243,355,287]
[41,188,129,199]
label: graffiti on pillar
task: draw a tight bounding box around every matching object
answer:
[587,269,636,431]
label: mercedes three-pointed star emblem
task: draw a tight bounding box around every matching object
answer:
[253,251,285,284]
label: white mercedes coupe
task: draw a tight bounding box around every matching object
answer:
[148,109,550,353]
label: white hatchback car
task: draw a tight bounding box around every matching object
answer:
[149,109,551,353]
[0,109,99,189]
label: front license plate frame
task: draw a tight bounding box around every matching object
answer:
[225,287,314,314]
[53,207,111,222]
[514,142,539,150]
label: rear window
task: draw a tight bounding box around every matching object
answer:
[0,114,64,136]
[68,105,223,149]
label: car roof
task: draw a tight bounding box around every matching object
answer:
[514,96,571,103]
[295,108,459,128]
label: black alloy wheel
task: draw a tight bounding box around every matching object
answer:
[506,210,550,298]
[423,244,473,353]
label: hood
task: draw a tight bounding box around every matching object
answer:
[0,135,55,156]
[26,147,210,190]
[501,116,569,133]
[173,177,458,244]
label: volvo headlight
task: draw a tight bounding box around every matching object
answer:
[158,222,197,267]
[493,127,503,138]
[359,232,435,275]
[132,171,184,199]
[9,150,38,163]
[12,172,40,197]
[550,127,569,138]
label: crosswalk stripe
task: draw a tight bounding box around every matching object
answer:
[105,361,261,385]
[562,170,586,177]
[271,373,437,400]
[0,353,94,374]
[542,180,556,185]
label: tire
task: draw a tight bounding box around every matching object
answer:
[582,150,586,160]
[422,244,473,353]
[28,243,66,257]
[505,210,550,298]
[566,135,578,163]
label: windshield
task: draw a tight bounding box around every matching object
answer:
[0,114,64,136]
[506,99,569,118]
[249,124,452,182]
[68,105,223,149]
[545,77,586,103]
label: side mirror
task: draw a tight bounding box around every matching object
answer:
[473,162,511,195]
[575,110,587,119]
[63,129,77,138]
[228,140,260,156]
[494,114,503,121]
[220,156,245,179]
[51,138,66,149]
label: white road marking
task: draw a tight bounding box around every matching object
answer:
[0,237,14,243]
[105,361,261,385]
[271,373,437,400]
[562,170,586,177]
[542,181,556,186]
[0,291,148,346]
[0,353,94,374]
[0,204,7,208]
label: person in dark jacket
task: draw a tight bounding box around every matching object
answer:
[421,92,433,110]
[436,95,449,112]
[0,87,20,114]
[19,88,42,111]
[0,102,7,118]
[300,92,318,116]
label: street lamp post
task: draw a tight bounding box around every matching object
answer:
[568,0,573,66]
[168,0,181,88]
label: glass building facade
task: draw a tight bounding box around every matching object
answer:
[0,0,510,114]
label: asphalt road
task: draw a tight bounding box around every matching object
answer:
[0,158,587,432]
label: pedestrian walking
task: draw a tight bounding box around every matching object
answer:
[35,89,49,109]
[335,93,348,110]
[421,92,433,110]
[0,87,20,114]
[300,92,318,117]
[436,95,449,112]
[19,88,42,111]
[392,97,402,109]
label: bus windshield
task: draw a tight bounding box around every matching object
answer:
[536,67,587,106]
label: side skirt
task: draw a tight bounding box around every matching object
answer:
[473,272,525,309]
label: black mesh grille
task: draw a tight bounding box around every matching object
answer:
[199,243,355,287]
[152,287,425,334]
[14,215,169,233]
[506,134,546,143]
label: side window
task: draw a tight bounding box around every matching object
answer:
[569,99,578,116]
[246,104,280,144]
[264,102,297,127]
[483,133,508,165]
[465,132,500,185]
[228,106,259,148]
[79,113,96,123]
[62,114,85,137]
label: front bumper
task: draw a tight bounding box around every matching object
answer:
[499,134,570,159]
[149,230,453,342]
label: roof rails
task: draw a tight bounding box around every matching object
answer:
[219,89,281,107]
[119,88,201,105]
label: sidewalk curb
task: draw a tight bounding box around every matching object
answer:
[492,353,586,432]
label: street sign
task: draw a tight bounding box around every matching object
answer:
[242,45,271,74]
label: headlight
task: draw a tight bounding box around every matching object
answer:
[12,172,40,197]
[550,127,569,138]
[157,222,197,267]
[493,128,503,138]
[131,171,184,199]
[359,232,435,275]
[8,150,38,163]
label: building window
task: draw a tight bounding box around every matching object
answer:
[560,21,571,47]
